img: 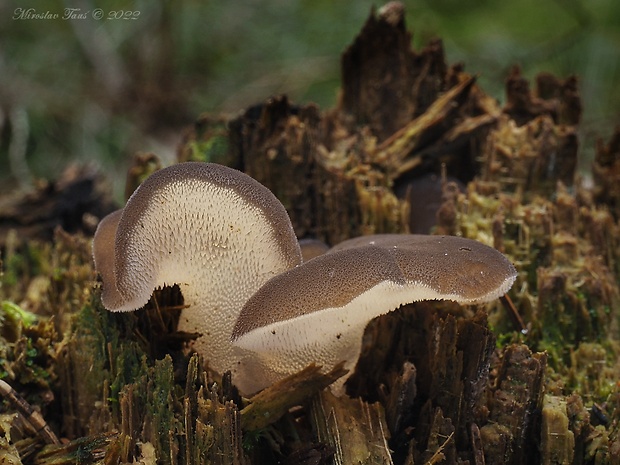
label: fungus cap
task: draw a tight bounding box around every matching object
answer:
[232,234,517,393]
[92,162,302,394]
[93,162,302,312]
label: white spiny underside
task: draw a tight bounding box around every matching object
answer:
[115,179,296,393]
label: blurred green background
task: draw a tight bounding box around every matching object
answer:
[1,0,618,197]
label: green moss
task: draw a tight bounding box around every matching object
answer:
[144,356,180,463]
[494,330,527,349]
[1,301,37,329]
[189,136,230,164]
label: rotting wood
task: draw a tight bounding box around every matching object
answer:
[0,164,115,248]
[503,66,581,127]
[480,345,547,465]
[419,408,456,465]
[370,75,477,179]
[241,363,347,433]
[592,126,620,222]
[541,395,575,465]
[33,432,117,465]
[339,3,448,141]
[0,379,59,445]
[310,390,393,465]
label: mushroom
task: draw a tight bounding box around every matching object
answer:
[232,234,517,394]
[92,162,302,395]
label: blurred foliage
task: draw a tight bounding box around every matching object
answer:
[0,0,618,198]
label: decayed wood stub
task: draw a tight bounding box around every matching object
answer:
[480,345,547,465]
[339,3,448,141]
[503,66,581,127]
[345,304,498,463]
[541,395,575,465]
[593,126,620,221]
[228,96,352,243]
[227,95,409,245]
[0,165,115,248]
[480,67,580,198]
[310,390,392,465]
[480,114,578,197]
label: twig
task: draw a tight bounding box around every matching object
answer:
[426,431,454,465]
[500,294,526,333]
[0,379,60,445]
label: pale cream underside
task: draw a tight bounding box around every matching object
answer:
[115,180,297,395]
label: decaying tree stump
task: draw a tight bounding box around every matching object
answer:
[2,3,620,465]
